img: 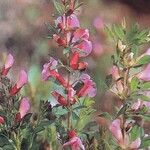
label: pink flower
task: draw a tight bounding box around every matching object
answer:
[63,130,85,150]
[71,28,92,57]
[72,28,89,43]
[131,100,150,111]
[1,54,14,76]
[109,119,141,149]
[111,66,120,80]
[76,74,96,98]
[56,14,80,30]
[42,57,58,81]
[129,138,141,149]
[42,57,67,87]
[142,48,150,56]
[142,101,150,108]
[10,70,28,96]
[0,116,5,124]
[137,64,150,81]
[109,119,123,144]
[72,39,92,57]
[19,97,30,118]
[111,66,124,94]
[131,100,141,111]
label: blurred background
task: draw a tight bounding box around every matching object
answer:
[0,0,150,114]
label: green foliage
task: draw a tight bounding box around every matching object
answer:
[130,125,144,141]
[0,134,15,150]
[140,136,150,149]
[105,23,150,56]
[140,82,150,90]
[105,20,150,150]
[135,55,150,66]
[130,77,140,92]
[53,0,65,15]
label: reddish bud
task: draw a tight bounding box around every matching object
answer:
[53,34,67,47]
[50,70,67,88]
[70,52,88,71]
[10,70,28,96]
[15,113,21,122]
[68,130,77,138]
[51,91,68,106]
[70,52,79,70]
[0,116,5,124]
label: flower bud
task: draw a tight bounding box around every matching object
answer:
[53,34,67,47]
[117,40,126,52]
[51,91,68,106]
[68,130,77,138]
[1,54,14,76]
[15,113,21,122]
[10,70,28,96]
[0,116,5,124]
[19,97,30,119]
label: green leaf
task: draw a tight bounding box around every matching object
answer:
[130,77,140,92]
[73,105,87,111]
[139,114,150,121]
[63,47,70,55]
[104,26,116,41]
[0,134,15,149]
[21,138,30,150]
[138,94,150,101]
[22,113,32,124]
[140,136,150,149]
[39,120,54,127]
[136,55,150,66]
[53,0,64,15]
[116,103,129,118]
[130,125,142,141]
[132,93,150,101]
[34,126,45,134]
[53,106,68,116]
[113,25,125,40]
[131,44,138,56]
[140,82,150,90]
[72,112,80,120]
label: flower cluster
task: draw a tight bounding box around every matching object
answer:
[42,0,96,149]
[0,54,30,124]
[0,53,31,149]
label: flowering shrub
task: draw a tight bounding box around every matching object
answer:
[104,22,150,149]
[0,0,150,150]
